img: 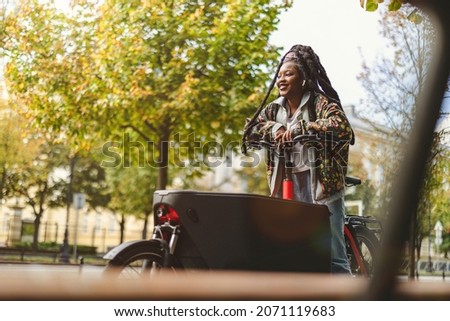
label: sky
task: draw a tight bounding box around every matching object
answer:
[269,0,385,107]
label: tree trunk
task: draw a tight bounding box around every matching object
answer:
[0,165,6,202]
[119,213,125,244]
[32,215,41,252]
[142,210,151,239]
[157,117,170,190]
[416,237,423,260]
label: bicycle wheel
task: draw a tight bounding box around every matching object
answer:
[347,226,379,276]
[104,241,172,278]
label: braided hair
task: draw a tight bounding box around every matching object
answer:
[243,45,341,142]
[285,45,341,104]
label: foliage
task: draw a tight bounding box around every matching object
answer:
[416,130,450,257]
[61,149,111,211]
[345,180,378,217]
[361,0,410,12]
[2,125,112,250]
[358,8,435,141]
[357,6,450,262]
[235,150,269,195]
[357,7,436,206]
[0,105,30,202]
[104,165,156,241]
[430,167,450,258]
[2,0,289,192]
[1,92,45,202]
[9,140,69,250]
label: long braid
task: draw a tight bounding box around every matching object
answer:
[242,51,289,139]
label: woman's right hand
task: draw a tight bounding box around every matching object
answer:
[274,127,286,143]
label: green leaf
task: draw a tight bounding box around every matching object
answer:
[388,0,402,11]
[407,10,423,24]
[365,0,379,12]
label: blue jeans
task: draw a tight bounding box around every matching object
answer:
[292,171,351,274]
[321,194,352,274]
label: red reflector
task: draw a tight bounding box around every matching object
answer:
[156,205,180,224]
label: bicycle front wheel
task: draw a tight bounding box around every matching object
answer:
[104,241,172,278]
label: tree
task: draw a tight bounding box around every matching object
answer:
[58,149,111,211]
[357,6,450,275]
[0,97,47,243]
[358,6,436,205]
[10,141,68,250]
[416,130,449,259]
[2,0,290,195]
[0,104,24,204]
[103,165,156,243]
[124,167,156,239]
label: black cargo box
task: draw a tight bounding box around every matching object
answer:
[153,190,331,273]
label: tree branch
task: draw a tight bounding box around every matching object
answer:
[121,124,151,141]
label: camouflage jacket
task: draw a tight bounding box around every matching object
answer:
[253,92,354,202]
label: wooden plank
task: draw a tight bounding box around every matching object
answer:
[0,270,449,300]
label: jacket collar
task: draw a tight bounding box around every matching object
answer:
[273,91,312,110]
[273,96,286,106]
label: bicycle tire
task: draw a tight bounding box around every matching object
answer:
[347,226,379,276]
[104,241,173,278]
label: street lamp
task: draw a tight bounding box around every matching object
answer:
[72,193,85,260]
[60,155,77,263]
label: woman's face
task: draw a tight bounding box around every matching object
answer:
[276,61,304,99]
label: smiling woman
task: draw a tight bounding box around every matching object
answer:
[0,0,449,308]
[243,44,354,274]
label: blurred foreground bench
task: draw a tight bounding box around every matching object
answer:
[0,269,449,300]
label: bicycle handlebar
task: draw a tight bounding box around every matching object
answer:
[245,133,333,151]
[244,134,362,185]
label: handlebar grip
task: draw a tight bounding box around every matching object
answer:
[345,176,362,186]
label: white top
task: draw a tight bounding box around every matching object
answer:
[286,92,311,173]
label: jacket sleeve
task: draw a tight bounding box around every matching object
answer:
[253,102,285,140]
[305,95,353,142]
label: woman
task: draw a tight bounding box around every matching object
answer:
[243,45,354,274]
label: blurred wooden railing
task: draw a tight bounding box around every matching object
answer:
[0,269,449,300]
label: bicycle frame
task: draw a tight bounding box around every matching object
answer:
[153,205,181,255]
[282,142,295,200]
[344,222,368,275]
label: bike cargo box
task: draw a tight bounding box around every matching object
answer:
[153,190,331,273]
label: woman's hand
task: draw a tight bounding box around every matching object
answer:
[281,129,292,143]
[274,127,286,143]
[274,127,292,144]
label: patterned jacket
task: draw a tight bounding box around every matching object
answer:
[253,92,354,202]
